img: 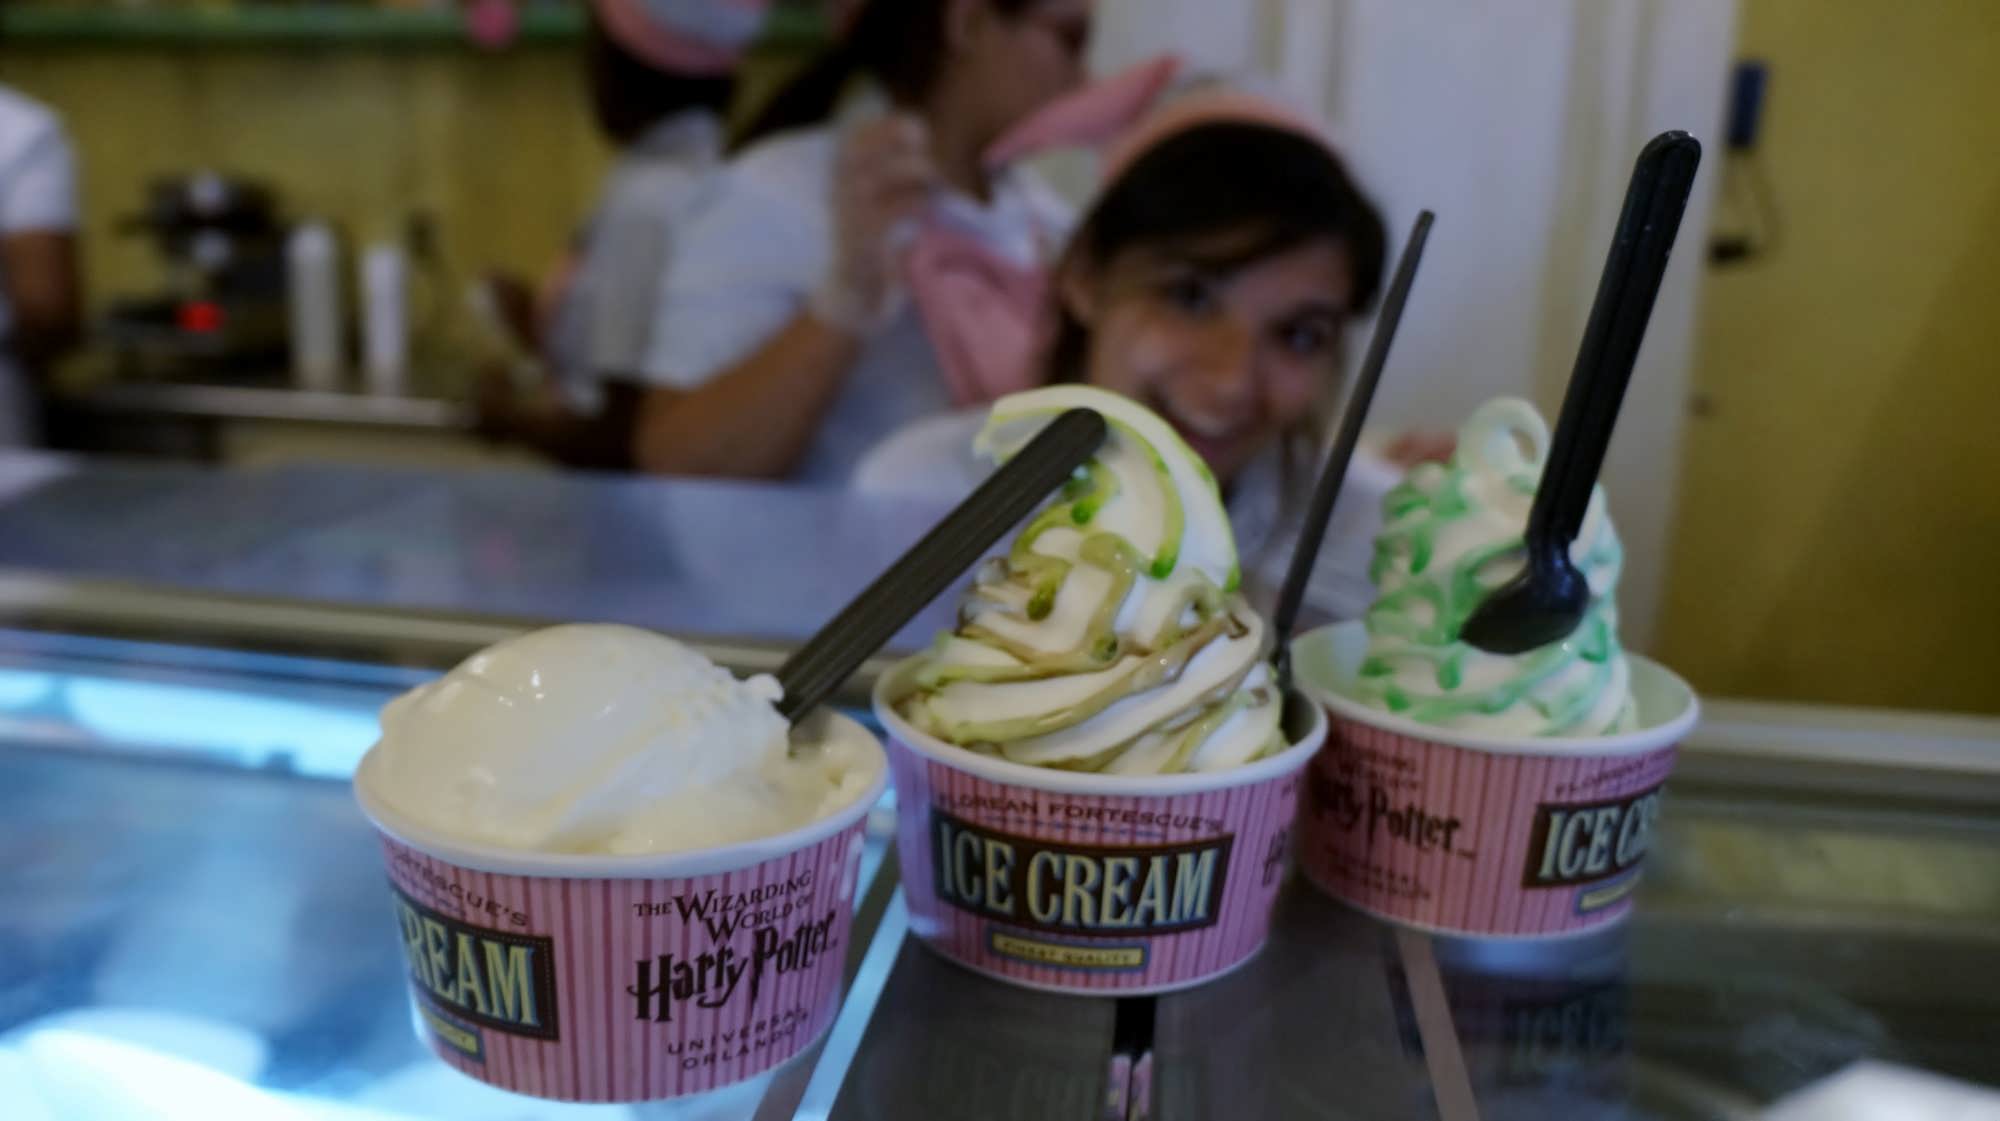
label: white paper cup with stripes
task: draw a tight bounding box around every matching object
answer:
[875,659,1327,995]
[352,713,887,1102]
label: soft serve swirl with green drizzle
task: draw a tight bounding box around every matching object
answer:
[1359,397,1636,736]
[898,386,1285,774]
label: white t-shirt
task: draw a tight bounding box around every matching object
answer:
[0,86,79,448]
[640,123,1072,485]
[543,110,721,411]
[854,409,1398,623]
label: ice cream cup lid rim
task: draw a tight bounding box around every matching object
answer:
[352,709,889,879]
[872,656,1328,795]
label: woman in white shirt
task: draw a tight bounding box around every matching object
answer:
[630,0,1093,483]
[475,0,766,468]
[0,83,81,448]
[859,86,1453,623]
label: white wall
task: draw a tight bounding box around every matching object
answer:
[1091,0,1258,73]
[1092,0,1737,649]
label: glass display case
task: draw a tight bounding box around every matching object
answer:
[2,604,1995,1120]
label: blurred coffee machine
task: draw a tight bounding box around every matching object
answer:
[102,172,292,379]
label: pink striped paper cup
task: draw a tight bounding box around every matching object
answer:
[1289,622,1698,939]
[351,714,887,1102]
[874,660,1327,995]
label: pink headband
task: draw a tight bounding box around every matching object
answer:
[982,55,1183,170]
[590,0,770,76]
[1100,86,1328,183]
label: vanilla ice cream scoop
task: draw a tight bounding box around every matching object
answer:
[365,624,881,856]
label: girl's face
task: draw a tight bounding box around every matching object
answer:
[952,0,1093,140]
[1065,234,1356,483]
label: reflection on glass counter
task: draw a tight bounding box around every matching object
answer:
[0,628,416,778]
[0,625,1996,1119]
[0,628,900,1118]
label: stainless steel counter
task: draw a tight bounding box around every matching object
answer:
[41,380,482,462]
[2,624,1997,1119]
[0,451,963,654]
[49,382,474,430]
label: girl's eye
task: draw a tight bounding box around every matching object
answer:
[1028,12,1090,58]
[1053,20,1089,56]
[1163,274,1218,314]
[1280,319,1337,357]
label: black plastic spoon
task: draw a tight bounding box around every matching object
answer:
[1271,210,1436,692]
[775,407,1107,725]
[1458,131,1701,655]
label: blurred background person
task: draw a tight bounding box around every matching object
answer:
[628,0,1094,481]
[0,76,80,447]
[474,0,769,469]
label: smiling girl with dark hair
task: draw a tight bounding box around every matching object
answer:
[861,86,1446,622]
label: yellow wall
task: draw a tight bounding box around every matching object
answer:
[0,45,610,339]
[1657,0,2000,713]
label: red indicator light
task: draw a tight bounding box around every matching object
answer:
[178,301,225,333]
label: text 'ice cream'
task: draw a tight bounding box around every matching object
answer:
[1357,398,1636,736]
[365,624,881,855]
[898,386,1284,775]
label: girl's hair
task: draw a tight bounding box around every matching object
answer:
[587,16,736,146]
[1049,121,1388,382]
[736,0,1042,146]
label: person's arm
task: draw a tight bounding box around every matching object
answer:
[0,113,82,377]
[583,164,854,476]
[481,270,543,354]
[632,315,860,477]
[475,371,640,471]
[1,230,79,372]
[630,115,935,478]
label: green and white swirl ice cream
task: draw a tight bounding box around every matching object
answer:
[1358,397,1636,736]
[898,386,1285,774]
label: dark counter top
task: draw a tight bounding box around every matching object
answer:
[2,626,1996,1119]
[1,607,1998,1119]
